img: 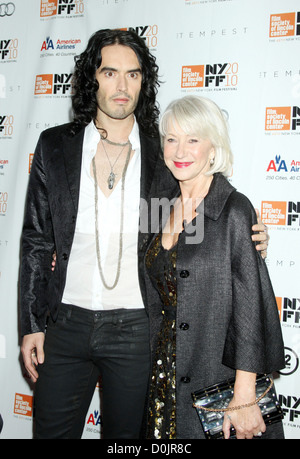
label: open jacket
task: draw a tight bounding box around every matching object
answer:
[20,122,175,336]
[141,173,285,439]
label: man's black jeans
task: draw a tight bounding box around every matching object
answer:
[34,304,151,439]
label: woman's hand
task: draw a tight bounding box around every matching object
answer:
[222,400,266,439]
[222,370,266,439]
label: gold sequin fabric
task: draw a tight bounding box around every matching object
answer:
[145,233,177,439]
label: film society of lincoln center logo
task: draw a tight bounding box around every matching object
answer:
[261,201,300,228]
[181,63,238,90]
[14,394,33,418]
[34,73,73,96]
[40,0,84,18]
[265,106,300,132]
[269,12,300,38]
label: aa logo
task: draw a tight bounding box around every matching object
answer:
[181,63,238,89]
[0,39,18,61]
[14,394,33,418]
[41,37,54,51]
[87,410,102,428]
[270,12,300,38]
[266,155,300,173]
[41,36,81,52]
[34,74,73,96]
[262,201,300,226]
[40,0,84,18]
[267,155,288,173]
[265,106,300,131]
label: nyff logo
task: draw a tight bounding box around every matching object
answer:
[277,297,300,325]
[122,25,158,49]
[279,392,300,423]
[181,63,238,89]
[0,39,18,61]
[0,115,14,137]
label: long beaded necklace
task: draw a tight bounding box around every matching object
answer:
[92,141,132,290]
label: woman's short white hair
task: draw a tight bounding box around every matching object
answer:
[159,95,233,177]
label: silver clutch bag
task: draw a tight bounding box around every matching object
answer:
[192,374,283,439]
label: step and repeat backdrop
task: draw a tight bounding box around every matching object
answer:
[0,0,299,439]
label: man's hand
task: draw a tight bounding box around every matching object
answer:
[21,333,45,383]
[252,209,269,259]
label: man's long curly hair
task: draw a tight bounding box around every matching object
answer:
[71,29,160,137]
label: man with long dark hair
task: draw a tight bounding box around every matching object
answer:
[20,29,268,439]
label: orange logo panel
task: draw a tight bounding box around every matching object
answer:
[265,107,291,131]
[35,74,53,95]
[29,154,34,174]
[181,65,205,88]
[261,201,287,225]
[270,13,296,37]
[14,393,33,418]
[276,297,282,321]
[40,0,58,17]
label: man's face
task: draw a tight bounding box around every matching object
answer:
[95,44,142,122]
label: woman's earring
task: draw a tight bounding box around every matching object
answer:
[210,157,215,165]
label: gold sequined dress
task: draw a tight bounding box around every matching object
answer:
[145,233,177,439]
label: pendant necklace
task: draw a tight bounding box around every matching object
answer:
[101,136,131,190]
[92,141,132,290]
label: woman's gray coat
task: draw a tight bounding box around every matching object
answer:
[141,173,285,439]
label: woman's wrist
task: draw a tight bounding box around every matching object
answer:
[233,370,257,403]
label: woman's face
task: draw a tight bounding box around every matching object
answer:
[163,121,215,184]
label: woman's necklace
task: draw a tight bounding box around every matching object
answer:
[101,136,131,190]
[92,141,132,290]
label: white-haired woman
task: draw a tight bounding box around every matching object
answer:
[143,95,285,439]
